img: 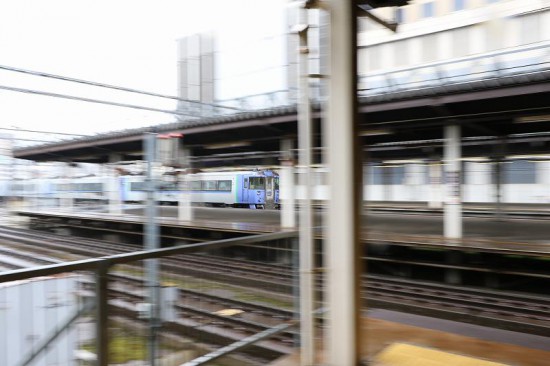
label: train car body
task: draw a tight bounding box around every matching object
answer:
[124,170,278,209]
[4,159,548,209]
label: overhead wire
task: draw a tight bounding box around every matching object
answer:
[0,64,240,111]
[0,84,200,117]
[0,127,88,137]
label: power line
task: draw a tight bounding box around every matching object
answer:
[0,84,200,117]
[0,126,88,137]
[0,64,241,111]
[0,136,63,143]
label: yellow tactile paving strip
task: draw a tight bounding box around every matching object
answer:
[374,343,508,366]
[270,317,550,366]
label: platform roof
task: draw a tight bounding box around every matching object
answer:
[13,70,550,168]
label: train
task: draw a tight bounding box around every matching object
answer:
[2,158,550,209]
[1,169,280,209]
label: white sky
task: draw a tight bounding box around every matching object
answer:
[0,0,287,148]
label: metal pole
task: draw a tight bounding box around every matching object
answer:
[145,133,160,366]
[296,6,316,365]
[96,263,109,366]
[443,125,462,239]
[326,1,362,365]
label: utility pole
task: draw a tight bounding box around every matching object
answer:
[144,133,160,366]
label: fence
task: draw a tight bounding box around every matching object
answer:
[0,230,298,366]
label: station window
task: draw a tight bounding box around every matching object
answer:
[454,0,466,11]
[422,2,435,18]
[391,166,406,185]
[217,180,232,191]
[367,165,385,185]
[502,160,536,184]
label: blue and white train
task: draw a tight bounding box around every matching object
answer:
[3,158,550,208]
[123,170,279,209]
[1,170,280,209]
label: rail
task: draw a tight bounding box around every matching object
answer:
[0,230,298,366]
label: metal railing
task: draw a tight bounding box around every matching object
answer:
[358,41,550,97]
[0,230,298,366]
[207,41,550,113]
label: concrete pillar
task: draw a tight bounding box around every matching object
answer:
[382,163,392,201]
[280,138,296,228]
[325,1,362,365]
[107,173,122,215]
[428,158,443,208]
[61,163,73,211]
[178,148,193,222]
[445,251,462,285]
[493,157,503,218]
[108,153,121,164]
[444,125,462,239]
[493,137,506,220]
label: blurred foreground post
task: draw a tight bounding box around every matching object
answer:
[326,1,362,365]
[296,5,316,364]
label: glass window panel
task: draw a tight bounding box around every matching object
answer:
[202,180,217,191]
[217,180,232,191]
[249,177,265,190]
[422,2,434,18]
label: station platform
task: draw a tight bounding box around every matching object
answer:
[269,310,550,366]
[12,205,550,257]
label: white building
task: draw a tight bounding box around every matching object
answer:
[175,0,549,111]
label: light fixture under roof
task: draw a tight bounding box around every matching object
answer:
[515,115,550,123]
[204,141,251,150]
[359,129,393,137]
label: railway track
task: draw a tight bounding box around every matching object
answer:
[1,226,549,339]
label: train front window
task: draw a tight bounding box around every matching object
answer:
[274,177,279,190]
[249,177,265,190]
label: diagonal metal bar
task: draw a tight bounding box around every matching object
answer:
[181,320,298,366]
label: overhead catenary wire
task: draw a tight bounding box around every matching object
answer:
[0,64,241,111]
[0,127,88,137]
[0,137,70,143]
[0,84,200,118]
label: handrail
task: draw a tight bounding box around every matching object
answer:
[360,40,550,79]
